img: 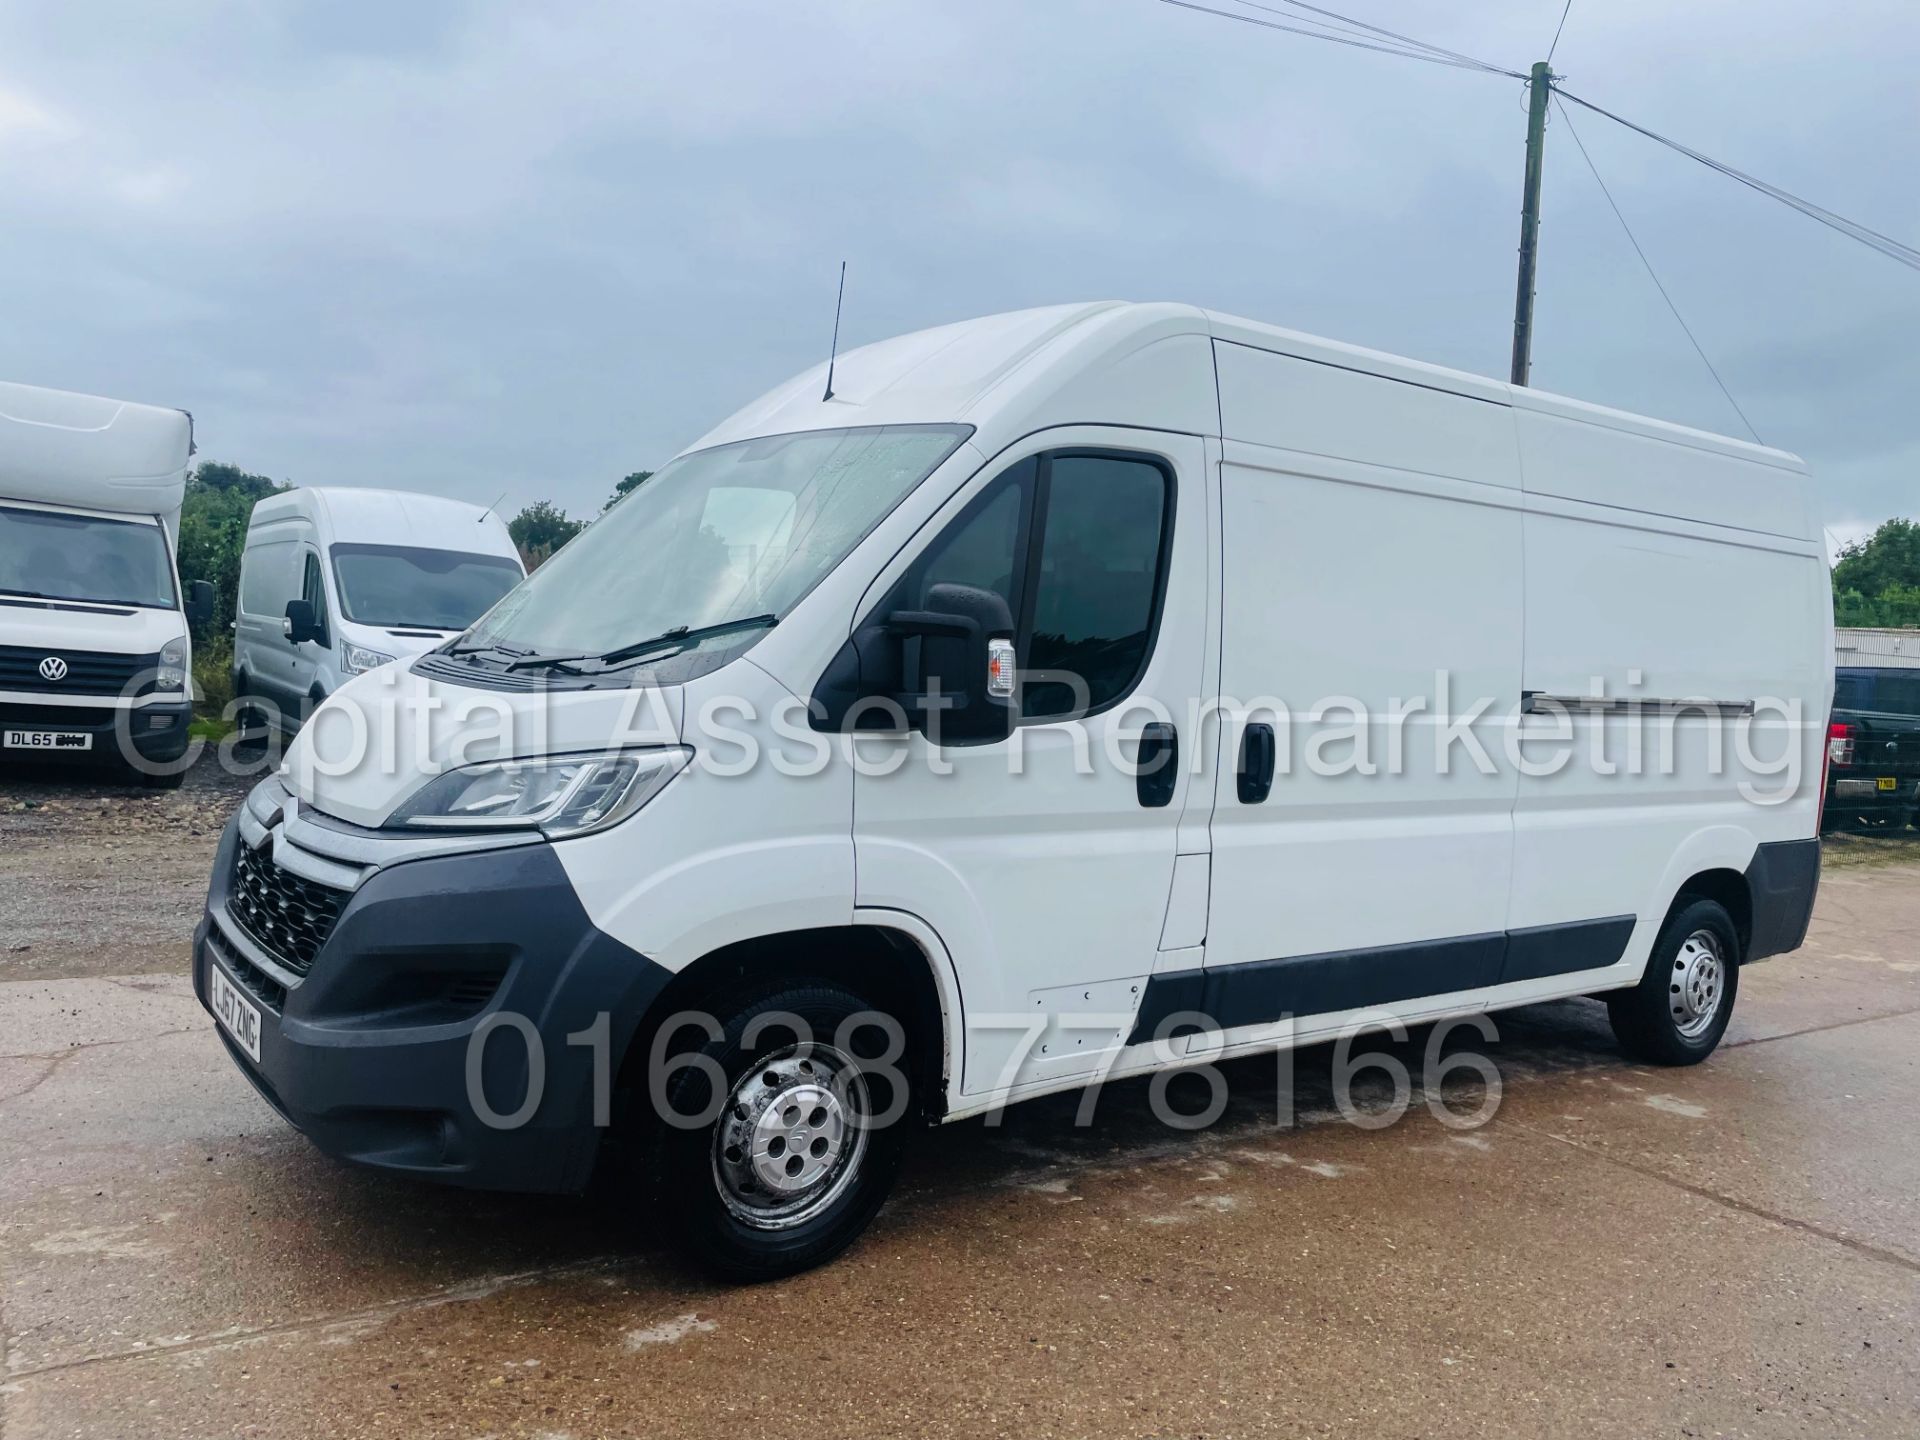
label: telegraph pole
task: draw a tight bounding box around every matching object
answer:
[1509,60,1552,386]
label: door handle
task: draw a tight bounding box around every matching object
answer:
[1237,721,1276,804]
[1136,722,1178,808]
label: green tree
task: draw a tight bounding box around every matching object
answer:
[508,500,584,570]
[604,470,653,513]
[1833,519,1920,618]
[176,461,287,642]
[1835,582,1920,629]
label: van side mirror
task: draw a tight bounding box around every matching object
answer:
[185,580,214,626]
[889,583,1017,744]
[809,583,1017,745]
[283,599,324,646]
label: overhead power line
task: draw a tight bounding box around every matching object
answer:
[1546,0,1575,65]
[1554,98,1762,444]
[1161,0,1920,278]
[1158,1,1521,76]
[1554,87,1920,273]
[1227,0,1516,75]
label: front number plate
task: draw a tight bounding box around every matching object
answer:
[209,963,263,1063]
[3,729,92,751]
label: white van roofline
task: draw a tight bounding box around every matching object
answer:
[248,486,521,561]
[685,301,1806,475]
[0,380,194,524]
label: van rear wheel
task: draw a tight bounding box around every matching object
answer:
[640,981,912,1281]
[1607,898,1740,1066]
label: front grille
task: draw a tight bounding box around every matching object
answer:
[0,644,160,697]
[207,922,288,1011]
[226,840,347,976]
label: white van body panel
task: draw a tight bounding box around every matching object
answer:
[1206,341,1525,988]
[235,486,524,730]
[0,381,192,541]
[554,658,856,972]
[275,304,1827,1125]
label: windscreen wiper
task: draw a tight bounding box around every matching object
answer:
[444,639,534,659]
[591,613,780,668]
[494,615,779,675]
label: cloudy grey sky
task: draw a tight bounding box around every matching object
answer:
[2,1,1914,542]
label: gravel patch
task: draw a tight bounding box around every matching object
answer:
[0,751,259,982]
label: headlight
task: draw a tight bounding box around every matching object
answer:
[387,747,691,839]
[342,642,396,675]
[155,638,187,690]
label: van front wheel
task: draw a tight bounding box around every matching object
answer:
[643,981,912,1281]
[1607,898,1741,1066]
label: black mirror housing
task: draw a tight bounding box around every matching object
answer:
[185,579,215,625]
[893,582,1016,744]
[808,583,1017,745]
[284,598,323,646]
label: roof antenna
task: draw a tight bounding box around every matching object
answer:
[822,260,847,403]
[478,490,506,523]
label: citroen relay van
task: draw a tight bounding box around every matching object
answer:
[194,303,1829,1278]
[1,381,210,785]
[232,487,524,733]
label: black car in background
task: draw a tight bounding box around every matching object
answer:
[1826,666,1920,831]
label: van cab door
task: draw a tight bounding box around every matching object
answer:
[849,428,1216,1097]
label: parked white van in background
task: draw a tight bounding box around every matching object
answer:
[194,302,1830,1278]
[233,487,524,733]
[0,381,210,785]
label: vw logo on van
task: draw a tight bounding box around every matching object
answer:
[38,656,69,683]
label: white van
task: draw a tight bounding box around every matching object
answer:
[194,303,1829,1278]
[232,487,524,733]
[0,381,209,785]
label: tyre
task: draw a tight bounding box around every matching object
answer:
[1607,898,1740,1066]
[639,981,913,1281]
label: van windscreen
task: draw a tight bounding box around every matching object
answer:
[329,545,523,631]
[0,505,177,609]
[463,424,969,664]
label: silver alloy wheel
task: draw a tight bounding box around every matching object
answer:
[711,1045,870,1231]
[1669,929,1727,1039]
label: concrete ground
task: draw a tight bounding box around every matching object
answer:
[3,755,1919,1438]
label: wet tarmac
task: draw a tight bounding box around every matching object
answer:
[2,789,1918,1437]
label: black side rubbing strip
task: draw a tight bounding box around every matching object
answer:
[1498,915,1636,984]
[1125,915,1639,1046]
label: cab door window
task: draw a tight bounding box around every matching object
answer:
[1020,454,1169,719]
[889,448,1172,724]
